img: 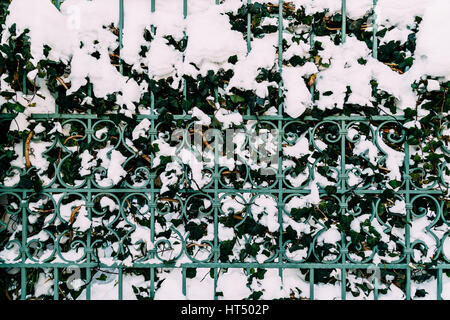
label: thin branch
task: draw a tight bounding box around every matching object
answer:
[56,76,70,90]
[63,135,83,145]
[25,130,34,168]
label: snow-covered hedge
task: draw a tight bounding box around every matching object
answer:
[0,0,449,300]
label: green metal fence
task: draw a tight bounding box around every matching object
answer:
[0,0,449,300]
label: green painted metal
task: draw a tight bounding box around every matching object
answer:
[0,0,448,301]
[341,0,346,43]
[247,0,252,53]
[372,0,378,59]
[119,0,124,75]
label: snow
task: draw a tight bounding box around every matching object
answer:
[216,269,251,299]
[151,137,176,167]
[145,36,182,80]
[0,241,20,262]
[4,0,75,64]
[100,196,119,212]
[283,64,316,118]
[9,113,30,132]
[283,135,309,158]
[390,200,406,215]
[191,107,212,126]
[129,224,152,254]
[72,206,91,232]
[155,268,216,300]
[442,274,450,300]
[221,195,246,215]
[315,36,375,109]
[69,278,85,291]
[353,136,378,166]
[29,141,53,174]
[411,276,437,300]
[79,149,96,176]
[378,283,406,300]
[96,148,128,186]
[284,40,310,61]
[427,80,440,91]
[67,48,141,115]
[218,224,235,241]
[184,6,247,77]
[77,271,148,300]
[315,283,342,300]
[409,0,450,81]
[317,226,341,245]
[376,0,433,32]
[214,108,243,129]
[153,269,187,300]
[33,123,46,135]
[345,0,373,19]
[377,135,405,181]
[119,0,152,67]
[132,118,151,140]
[159,161,183,194]
[410,215,437,263]
[34,272,54,297]
[227,34,278,98]
[251,195,279,233]
[4,0,142,115]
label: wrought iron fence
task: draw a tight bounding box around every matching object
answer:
[0,0,449,300]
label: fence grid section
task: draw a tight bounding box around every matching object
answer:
[0,0,448,300]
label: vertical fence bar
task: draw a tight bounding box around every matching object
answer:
[213,134,219,300]
[20,267,26,300]
[149,0,156,300]
[373,271,379,300]
[371,1,379,301]
[404,137,411,300]
[182,0,188,299]
[341,0,346,43]
[212,0,221,301]
[118,267,123,300]
[277,0,284,134]
[245,0,252,118]
[309,268,314,300]
[182,267,187,296]
[182,0,188,101]
[309,29,315,100]
[22,75,27,95]
[150,0,156,34]
[246,0,252,52]
[119,0,124,75]
[340,118,348,300]
[437,267,443,300]
[20,191,27,300]
[150,267,155,299]
[372,0,378,59]
[53,267,59,300]
[86,82,93,301]
[341,268,346,300]
[308,9,315,300]
[52,0,61,118]
[277,0,284,285]
[339,0,348,300]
